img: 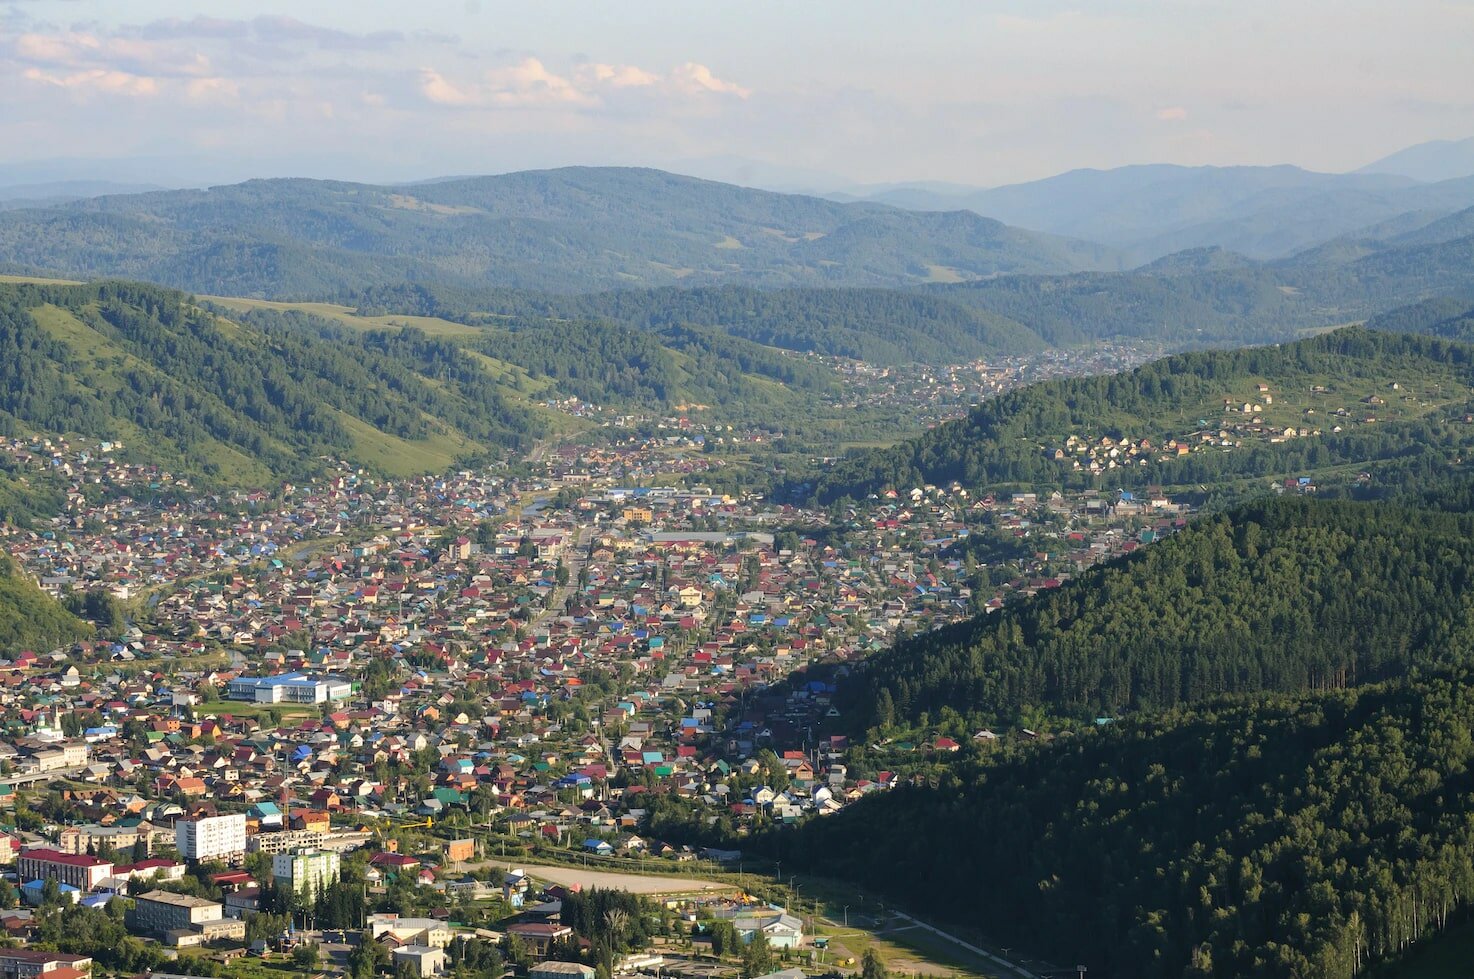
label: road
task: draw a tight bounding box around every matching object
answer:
[0,765,85,787]
[887,911,1042,979]
[529,521,594,632]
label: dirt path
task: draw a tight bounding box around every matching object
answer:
[479,859,738,896]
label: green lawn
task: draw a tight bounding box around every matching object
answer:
[206,295,485,338]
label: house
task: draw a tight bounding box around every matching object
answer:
[733,912,804,949]
[393,945,448,977]
[505,922,574,955]
[0,949,94,978]
[532,963,597,979]
[368,914,452,948]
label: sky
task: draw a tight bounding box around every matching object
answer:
[2,0,1473,190]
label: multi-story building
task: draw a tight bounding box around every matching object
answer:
[132,890,223,935]
[226,672,352,704]
[57,822,156,857]
[16,849,111,891]
[271,848,341,896]
[175,813,248,863]
[17,741,88,773]
[0,949,94,979]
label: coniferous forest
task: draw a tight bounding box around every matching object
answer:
[789,672,1474,979]
[744,477,1474,979]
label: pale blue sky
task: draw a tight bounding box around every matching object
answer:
[3,0,1472,188]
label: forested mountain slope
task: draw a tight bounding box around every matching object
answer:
[0,280,867,499]
[808,327,1474,502]
[1367,296,1474,342]
[0,168,1121,296]
[231,303,841,415]
[345,282,1048,365]
[923,227,1474,349]
[0,280,542,483]
[337,225,1474,361]
[792,672,1474,979]
[840,497,1474,729]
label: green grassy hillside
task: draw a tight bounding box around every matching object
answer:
[0,280,543,482]
[0,552,91,654]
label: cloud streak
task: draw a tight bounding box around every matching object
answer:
[419,57,749,109]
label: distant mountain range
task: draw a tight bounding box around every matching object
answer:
[0,180,167,207]
[833,163,1474,262]
[0,167,1123,296]
[2,163,1474,363]
[1357,135,1474,183]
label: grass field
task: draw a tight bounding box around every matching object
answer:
[206,295,485,338]
[0,273,83,285]
[330,408,473,476]
[197,698,319,723]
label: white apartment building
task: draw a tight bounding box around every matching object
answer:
[175,813,248,862]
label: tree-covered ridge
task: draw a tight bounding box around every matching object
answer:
[232,304,839,413]
[0,168,1119,297]
[0,551,91,654]
[932,229,1474,349]
[841,497,1474,730]
[792,673,1474,979]
[348,282,1047,366]
[342,247,1474,366]
[1367,295,1474,342]
[0,281,541,482]
[809,327,1474,502]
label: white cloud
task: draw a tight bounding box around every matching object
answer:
[419,68,476,107]
[579,63,660,89]
[670,62,750,98]
[419,58,594,108]
[1156,106,1189,122]
[185,76,240,102]
[23,66,159,96]
[14,30,213,77]
[482,57,594,107]
[418,57,750,110]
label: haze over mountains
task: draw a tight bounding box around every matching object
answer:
[1358,135,1474,183]
[0,168,1124,296]
[0,144,1473,361]
[835,162,1474,263]
[1,134,1471,291]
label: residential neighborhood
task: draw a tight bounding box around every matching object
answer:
[0,408,1188,979]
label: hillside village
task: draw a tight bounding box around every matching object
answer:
[1043,378,1467,474]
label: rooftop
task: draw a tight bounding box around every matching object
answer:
[136,890,221,909]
